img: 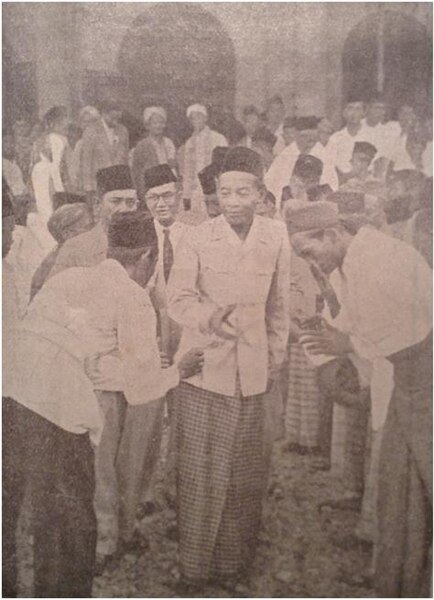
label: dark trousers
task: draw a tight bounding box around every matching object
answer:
[2,398,97,598]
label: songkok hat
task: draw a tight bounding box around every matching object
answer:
[329,191,365,214]
[307,183,333,203]
[283,117,297,129]
[295,116,320,131]
[198,164,218,195]
[108,211,157,249]
[353,141,377,161]
[48,203,90,243]
[198,147,230,195]
[143,106,167,123]
[2,178,14,218]
[220,146,264,179]
[293,154,323,181]
[143,164,177,195]
[97,165,134,195]
[285,200,339,235]
[52,191,86,212]
[186,104,207,119]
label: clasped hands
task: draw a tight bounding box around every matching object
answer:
[298,317,353,357]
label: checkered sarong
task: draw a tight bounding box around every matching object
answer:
[175,382,267,581]
[285,343,320,448]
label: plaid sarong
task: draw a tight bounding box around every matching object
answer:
[285,343,320,448]
[175,382,268,581]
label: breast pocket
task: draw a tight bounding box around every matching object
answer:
[201,264,236,302]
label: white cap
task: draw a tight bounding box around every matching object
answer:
[143,106,167,123]
[186,103,208,119]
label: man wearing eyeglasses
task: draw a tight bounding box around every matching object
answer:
[139,164,192,517]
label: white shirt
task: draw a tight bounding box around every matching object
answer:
[102,118,118,146]
[328,226,432,429]
[264,141,338,211]
[272,122,286,156]
[5,259,179,444]
[422,141,433,178]
[168,215,291,397]
[327,125,371,174]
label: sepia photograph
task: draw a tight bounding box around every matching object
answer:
[2,1,433,598]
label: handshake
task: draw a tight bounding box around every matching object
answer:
[160,348,205,380]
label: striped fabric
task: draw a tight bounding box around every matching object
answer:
[285,343,320,448]
[175,381,268,581]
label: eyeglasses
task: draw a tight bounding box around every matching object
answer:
[145,191,176,204]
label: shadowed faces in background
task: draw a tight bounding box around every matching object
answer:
[343,102,365,127]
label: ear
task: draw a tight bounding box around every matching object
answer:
[324,228,338,243]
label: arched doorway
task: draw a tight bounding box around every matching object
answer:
[118,4,237,146]
[343,10,432,117]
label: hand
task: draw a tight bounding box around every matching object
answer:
[300,320,353,356]
[177,348,205,379]
[160,350,170,369]
[84,353,102,381]
[208,304,237,340]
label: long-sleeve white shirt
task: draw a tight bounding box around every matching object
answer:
[168,214,291,397]
[328,226,432,429]
[5,259,179,444]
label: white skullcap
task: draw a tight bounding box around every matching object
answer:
[79,105,100,120]
[186,104,208,119]
[143,106,167,123]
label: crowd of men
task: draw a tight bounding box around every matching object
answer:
[2,92,433,598]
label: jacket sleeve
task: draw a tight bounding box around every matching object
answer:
[265,226,291,373]
[167,234,218,331]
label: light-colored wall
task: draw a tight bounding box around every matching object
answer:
[3,2,432,120]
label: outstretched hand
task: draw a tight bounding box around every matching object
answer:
[300,319,353,356]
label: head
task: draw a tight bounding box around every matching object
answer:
[366,99,387,126]
[107,211,159,288]
[242,106,260,137]
[387,169,427,213]
[350,142,377,177]
[187,104,208,133]
[266,95,285,127]
[343,101,365,127]
[44,106,69,135]
[406,130,425,166]
[291,155,323,196]
[2,179,15,258]
[204,193,221,218]
[255,190,276,218]
[291,224,353,274]
[317,118,334,146]
[13,117,30,138]
[47,203,93,244]
[99,100,122,128]
[79,106,100,130]
[398,105,416,133]
[143,164,179,227]
[143,107,167,137]
[283,118,297,146]
[96,165,137,229]
[3,132,15,160]
[295,118,320,154]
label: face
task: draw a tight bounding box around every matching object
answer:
[204,193,221,218]
[296,129,318,154]
[2,215,15,258]
[283,126,296,146]
[217,171,260,228]
[80,112,99,129]
[98,189,137,227]
[189,112,207,133]
[255,194,275,218]
[147,114,167,137]
[367,102,386,125]
[291,229,341,274]
[343,102,365,126]
[398,105,416,132]
[103,109,122,128]
[317,119,334,146]
[244,113,259,137]
[145,182,179,226]
[350,152,370,176]
[53,115,69,136]
[387,176,406,202]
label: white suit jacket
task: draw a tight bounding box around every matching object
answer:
[168,214,291,397]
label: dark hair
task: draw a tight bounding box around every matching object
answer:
[44,106,67,128]
[243,105,260,118]
[98,99,121,114]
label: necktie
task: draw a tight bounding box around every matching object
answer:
[309,262,341,319]
[163,228,174,283]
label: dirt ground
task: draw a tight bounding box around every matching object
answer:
[17,435,374,598]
